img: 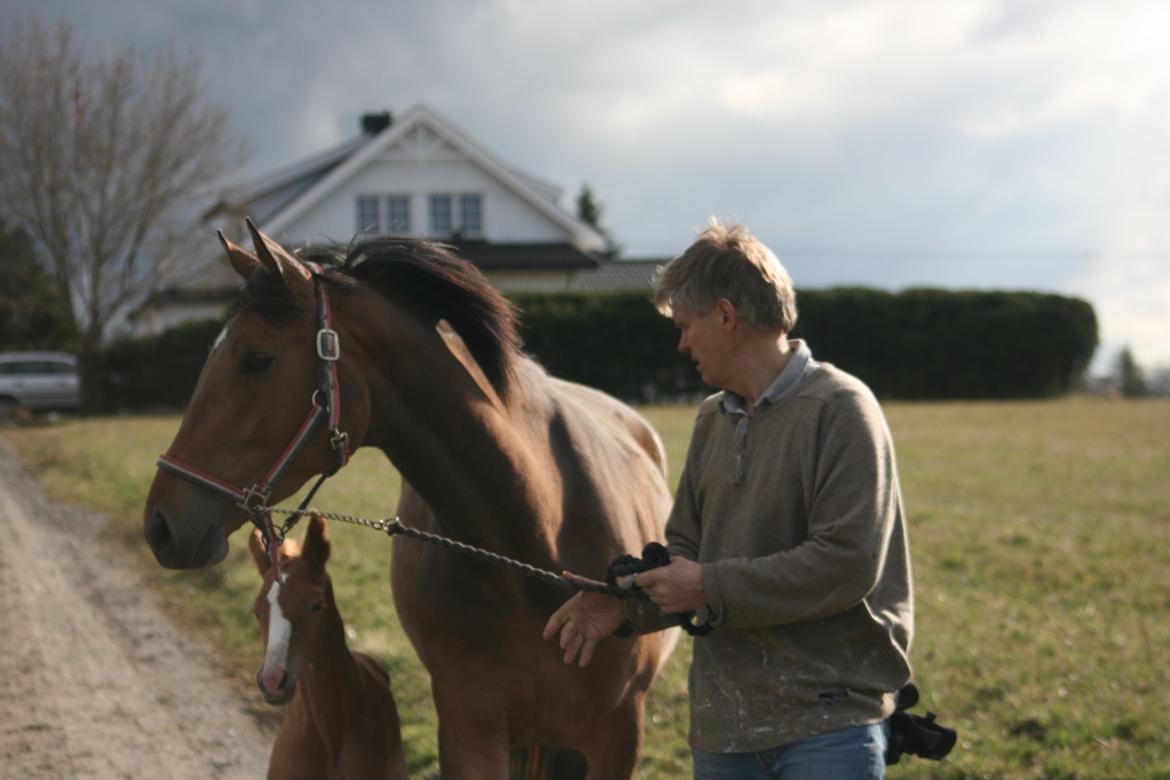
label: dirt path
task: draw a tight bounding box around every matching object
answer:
[0,439,272,779]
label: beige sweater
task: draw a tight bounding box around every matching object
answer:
[634,363,913,752]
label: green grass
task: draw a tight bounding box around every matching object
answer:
[5,397,1170,778]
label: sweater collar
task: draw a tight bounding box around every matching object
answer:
[720,339,819,416]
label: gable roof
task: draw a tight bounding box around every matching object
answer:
[567,258,667,291]
[249,104,606,251]
[203,136,369,225]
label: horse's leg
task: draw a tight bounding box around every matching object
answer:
[433,682,511,780]
[579,696,645,780]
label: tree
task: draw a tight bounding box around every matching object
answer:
[576,183,620,257]
[0,18,242,409]
[1116,346,1148,398]
[0,220,74,352]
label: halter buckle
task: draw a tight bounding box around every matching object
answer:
[317,328,341,361]
[330,429,349,452]
[238,483,272,512]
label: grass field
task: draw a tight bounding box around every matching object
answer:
[5,397,1170,778]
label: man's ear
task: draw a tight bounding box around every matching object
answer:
[248,529,270,575]
[715,298,737,327]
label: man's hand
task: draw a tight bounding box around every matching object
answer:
[633,557,708,614]
[542,584,627,667]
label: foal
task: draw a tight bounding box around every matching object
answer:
[251,514,408,780]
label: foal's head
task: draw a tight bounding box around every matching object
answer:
[250,513,333,705]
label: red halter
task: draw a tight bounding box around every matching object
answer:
[156,262,350,575]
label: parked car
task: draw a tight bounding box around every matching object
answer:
[0,352,81,421]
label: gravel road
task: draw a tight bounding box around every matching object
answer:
[0,439,272,779]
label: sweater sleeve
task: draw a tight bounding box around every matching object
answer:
[702,389,900,630]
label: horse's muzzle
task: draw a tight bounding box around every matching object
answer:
[144,505,228,569]
[257,668,295,705]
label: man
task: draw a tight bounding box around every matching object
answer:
[543,223,913,779]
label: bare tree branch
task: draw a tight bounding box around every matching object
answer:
[0,17,244,408]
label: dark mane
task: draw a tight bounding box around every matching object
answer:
[323,237,521,394]
[235,237,521,394]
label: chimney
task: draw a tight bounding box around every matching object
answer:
[361,111,392,136]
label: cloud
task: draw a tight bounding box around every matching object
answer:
[4,0,1170,367]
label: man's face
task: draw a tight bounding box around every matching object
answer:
[672,304,730,388]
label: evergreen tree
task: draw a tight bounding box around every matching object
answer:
[1116,346,1148,398]
[576,183,620,257]
[0,220,74,351]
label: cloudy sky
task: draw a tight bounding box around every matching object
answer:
[6,0,1169,372]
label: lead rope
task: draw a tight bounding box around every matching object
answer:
[265,506,639,599]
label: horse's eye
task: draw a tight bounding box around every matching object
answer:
[309,602,324,613]
[240,351,275,375]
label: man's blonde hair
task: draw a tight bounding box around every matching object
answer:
[653,223,797,333]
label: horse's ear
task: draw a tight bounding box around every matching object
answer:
[248,529,270,575]
[302,513,331,570]
[218,230,261,281]
[245,217,312,285]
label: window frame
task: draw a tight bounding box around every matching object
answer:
[459,193,483,238]
[356,195,381,233]
[385,195,411,234]
[430,193,453,237]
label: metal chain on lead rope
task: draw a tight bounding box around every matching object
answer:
[265,506,636,598]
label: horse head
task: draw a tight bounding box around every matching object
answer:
[249,513,332,705]
[143,220,365,568]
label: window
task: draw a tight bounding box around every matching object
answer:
[385,195,411,233]
[356,195,380,232]
[460,194,482,237]
[430,194,453,236]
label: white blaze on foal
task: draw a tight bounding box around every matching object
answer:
[260,574,292,698]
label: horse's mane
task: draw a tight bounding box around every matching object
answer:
[237,237,521,393]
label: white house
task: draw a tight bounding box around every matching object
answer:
[131,104,659,335]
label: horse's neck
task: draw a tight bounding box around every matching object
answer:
[298,600,360,755]
[357,322,556,550]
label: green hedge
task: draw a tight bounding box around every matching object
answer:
[515,288,1097,401]
[95,288,1097,411]
[96,319,224,412]
[513,292,698,402]
[793,288,1098,399]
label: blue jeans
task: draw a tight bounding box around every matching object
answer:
[692,722,887,780]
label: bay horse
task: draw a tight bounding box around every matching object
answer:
[250,513,408,780]
[142,221,677,778]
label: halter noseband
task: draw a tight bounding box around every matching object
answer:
[156,261,350,575]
